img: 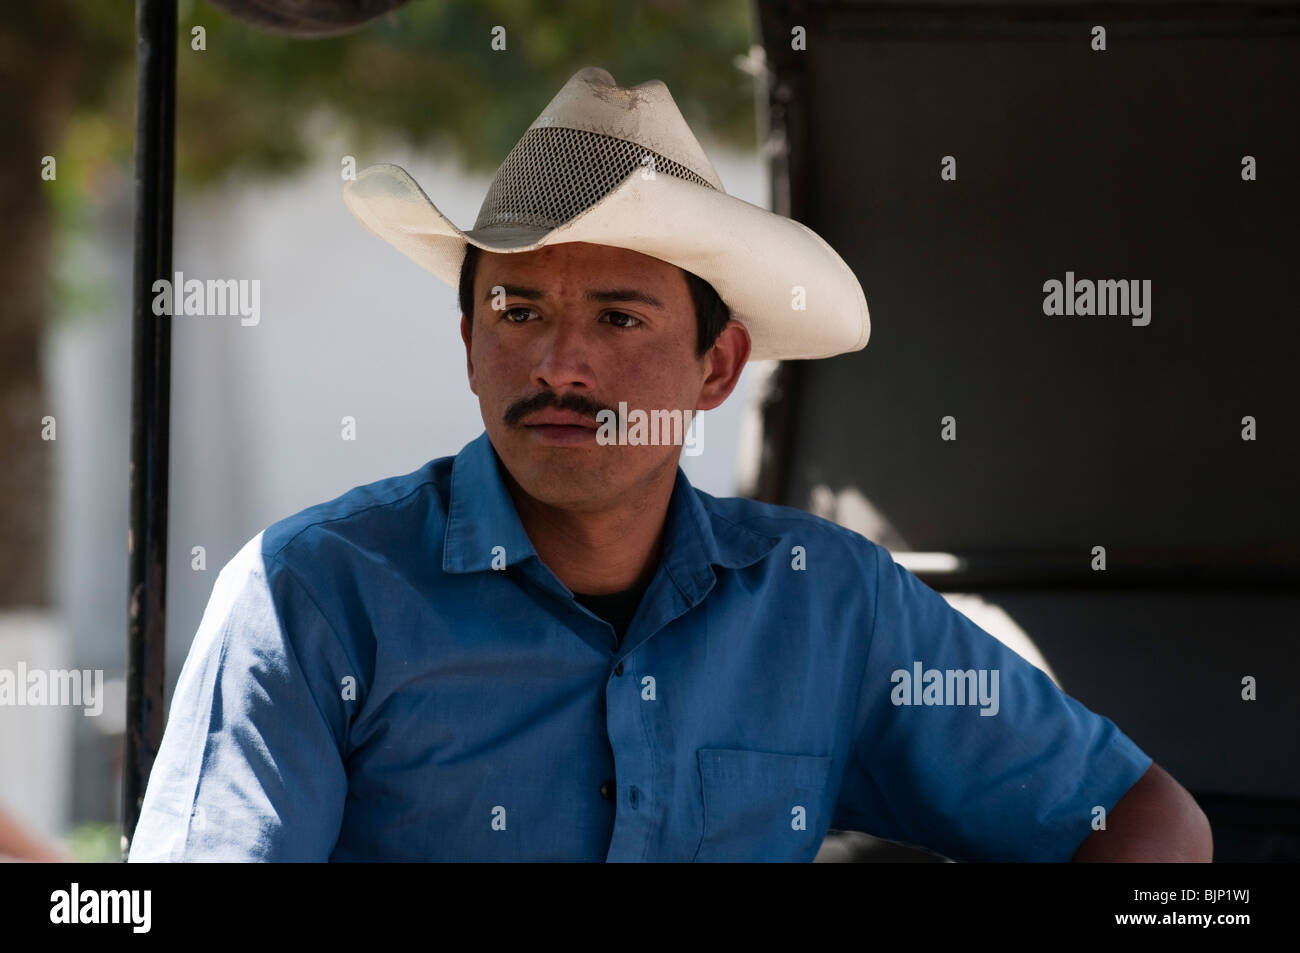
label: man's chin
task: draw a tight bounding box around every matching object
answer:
[498,451,611,501]
[512,477,619,514]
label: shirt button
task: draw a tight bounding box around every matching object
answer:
[614,662,624,676]
[600,780,615,800]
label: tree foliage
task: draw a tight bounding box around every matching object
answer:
[63,0,757,191]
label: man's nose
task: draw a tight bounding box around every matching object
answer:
[533,320,596,391]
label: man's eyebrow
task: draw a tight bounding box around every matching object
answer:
[484,284,665,310]
[484,283,545,303]
[585,288,666,309]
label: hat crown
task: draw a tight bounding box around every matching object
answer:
[473,67,724,235]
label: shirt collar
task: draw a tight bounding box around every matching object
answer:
[442,431,781,596]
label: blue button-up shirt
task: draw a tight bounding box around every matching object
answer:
[128,430,1151,862]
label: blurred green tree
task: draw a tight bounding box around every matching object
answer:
[3,0,756,607]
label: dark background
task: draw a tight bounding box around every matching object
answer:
[755,0,1300,861]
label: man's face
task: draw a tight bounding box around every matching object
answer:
[461,241,742,514]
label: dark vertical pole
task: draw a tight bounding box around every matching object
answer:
[123,0,176,858]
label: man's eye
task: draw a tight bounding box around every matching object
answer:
[604,311,642,329]
[502,307,536,323]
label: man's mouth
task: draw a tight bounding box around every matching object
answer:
[524,424,597,445]
[521,411,599,444]
[529,424,591,433]
[521,411,597,428]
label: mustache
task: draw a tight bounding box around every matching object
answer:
[503,390,613,427]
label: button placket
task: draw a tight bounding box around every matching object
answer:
[602,641,659,860]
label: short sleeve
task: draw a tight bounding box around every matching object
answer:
[832,542,1153,862]
[127,534,351,861]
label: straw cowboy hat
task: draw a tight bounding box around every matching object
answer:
[342,66,869,361]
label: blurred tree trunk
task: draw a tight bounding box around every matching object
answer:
[0,3,78,607]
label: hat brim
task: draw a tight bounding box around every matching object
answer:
[343,163,869,362]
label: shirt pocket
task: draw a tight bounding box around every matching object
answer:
[693,747,834,862]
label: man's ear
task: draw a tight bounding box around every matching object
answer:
[460,313,476,395]
[697,319,750,412]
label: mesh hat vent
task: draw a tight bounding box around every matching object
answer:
[473,126,718,233]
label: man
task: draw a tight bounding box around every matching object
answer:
[128,67,1210,862]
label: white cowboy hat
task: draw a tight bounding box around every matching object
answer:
[342,66,869,361]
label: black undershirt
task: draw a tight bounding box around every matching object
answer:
[572,579,651,646]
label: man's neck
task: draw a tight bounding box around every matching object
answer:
[500,462,676,596]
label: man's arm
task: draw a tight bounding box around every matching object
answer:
[1072,762,1212,862]
[834,541,1162,861]
[0,803,66,862]
[128,534,350,861]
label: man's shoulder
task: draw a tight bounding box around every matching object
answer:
[692,488,886,565]
[258,454,455,571]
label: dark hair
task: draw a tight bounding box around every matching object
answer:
[458,243,730,358]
